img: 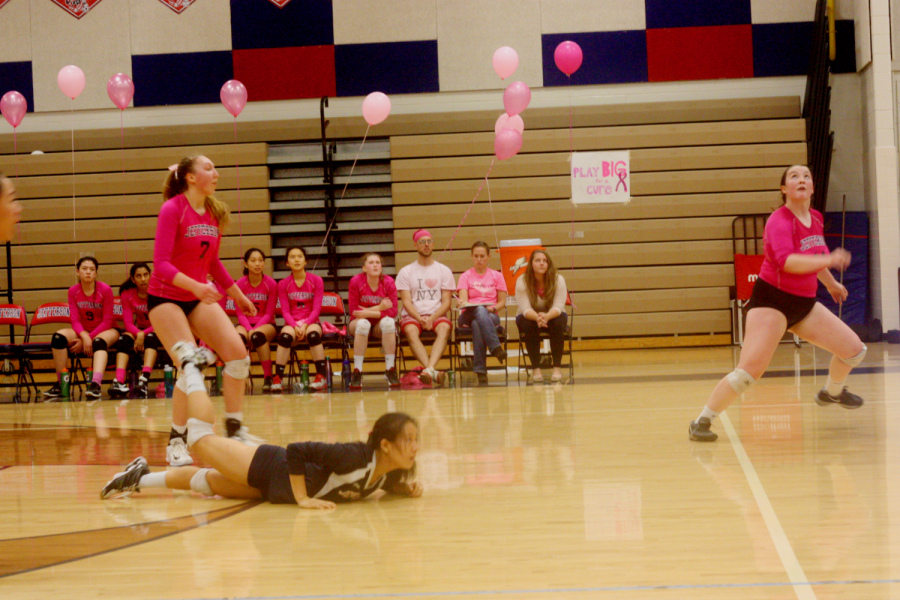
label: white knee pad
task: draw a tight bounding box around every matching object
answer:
[224,355,251,379]
[186,417,215,448]
[190,468,214,496]
[355,319,372,337]
[726,368,756,394]
[839,344,867,367]
[175,372,189,394]
[379,317,395,335]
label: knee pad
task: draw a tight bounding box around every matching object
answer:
[277,332,294,348]
[379,317,395,335]
[186,417,215,448]
[238,333,248,347]
[839,344,867,367]
[224,356,251,379]
[91,338,108,353]
[190,468,214,495]
[51,332,69,350]
[144,332,160,350]
[306,330,322,347]
[355,319,372,337]
[116,335,135,354]
[175,372,188,393]
[726,368,756,394]
[250,331,267,349]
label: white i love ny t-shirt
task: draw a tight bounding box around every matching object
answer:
[395,261,456,317]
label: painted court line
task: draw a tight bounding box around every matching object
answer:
[720,412,816,600]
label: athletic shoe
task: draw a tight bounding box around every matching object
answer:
[171,341,216,371]
[350,369,363,390]
[109,379,130,398]
[434,370,447,387]
[476,373,489,387]
[43,383,63,399]
[490,346,508,362]
[309,373,327,391]
[385,368,400,388]
[166,437,193,467]
[418,368,433,385]
[270,375,283,394]
[100,456,150,500]
[262,376,273,393]
[225,418,265,446]
[136,375,149,398]
[689,417,718,442]
[815,387,864,409]
[85,381,102,399]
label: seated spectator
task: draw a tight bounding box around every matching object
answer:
[457,241,507,386]
[348,252,400,389]
[515,249,568,384]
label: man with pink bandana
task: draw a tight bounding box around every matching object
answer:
[395,229,456,385]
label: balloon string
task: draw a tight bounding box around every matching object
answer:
[233,117,243,256]
[71,105,76,244]
[568,76,576,277]
[486,173,500,253]
[438,158,495,262]
[121,110,128,272]
[312,124,370,271]
[13,129,18,179]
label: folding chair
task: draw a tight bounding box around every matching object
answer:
[453,305,509,387]
[396,319,454,379]
[23,302,90,397]
[516,293,575,384]
[287,292,349,389]
[0,304,29,402]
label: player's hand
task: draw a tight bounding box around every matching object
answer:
[407,481,424,498]
[297,497,336,510]
[69,338,84,355]
[194,281,222,304]
[134,333,144,352]
[379,298,393,310]
[829,248,851,272]
[295,324,308,340]
[828,282,849,304]
[237,295,257,316]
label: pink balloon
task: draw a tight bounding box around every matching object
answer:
[107,73,135,110]
[502,81,531,117]
[220,79,248,118]
[495,129,523,161]
[492,46,518,80]
[554,41,583,76]
[0,91,27,128]
[494,113,524,136]
[362,91,391,126]
[57,65,86,100]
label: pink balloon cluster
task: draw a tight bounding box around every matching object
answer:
[494,74,531,161]
[1,91,27,128]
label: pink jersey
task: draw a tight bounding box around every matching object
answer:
[278,272,324,327]
[68,281,115,338]
[148,194,235,302]
[457,268,507,305]
[348,273,398,320]
[759,205,828,297]
[236,275,278,330]
[120,288,153,335]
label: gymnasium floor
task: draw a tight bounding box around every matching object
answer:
[1,343,899,600]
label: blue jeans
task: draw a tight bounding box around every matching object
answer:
[458,306,502,374]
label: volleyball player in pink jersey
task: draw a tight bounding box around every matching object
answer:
[347,252,399,389]
[234,248,278,392]
[148,155,259,467]
[690,165,867,442]
[44,256,119,399]
[272,246,327,393]
[109,263,160,398]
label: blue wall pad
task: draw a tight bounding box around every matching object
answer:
[542,31,648,86]
[754,20,856,77]
[132,51,234,107]
[0,62,34,114]
[335,40,439,97]
[231,0,333,50]
[645,0,751,29]
[817,211,868,325]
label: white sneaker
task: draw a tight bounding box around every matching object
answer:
[228,425,265,447]
[166,437,194,467]
[171,341,217,371]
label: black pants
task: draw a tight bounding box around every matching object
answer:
[516,312,567,369]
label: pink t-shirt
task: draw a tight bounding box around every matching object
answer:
[457,268,507,305]
[120,288,153,335]
[395,261,456,318]
[758,205,828,297]
[148,194,235,302]
[236,275,278,330]
[68,281,115,338]
[278,273,324,327]
[348,273,398,320]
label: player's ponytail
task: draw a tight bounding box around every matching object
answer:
[205,194,231,232]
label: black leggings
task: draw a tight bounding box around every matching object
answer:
[517,312,568,369]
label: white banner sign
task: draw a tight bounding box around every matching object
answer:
[571,151,631,204]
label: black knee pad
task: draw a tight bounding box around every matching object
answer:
[51,332,69,349]
[91,338,108,353]
[250,331,267,349]
[116,335,135,353]
[144,332,160,350]
[238,333,249,347]
[306,331,322,347]
[277,332,294,348]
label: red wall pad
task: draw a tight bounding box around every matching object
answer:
[233,46,336,101]
[646,25,754,82]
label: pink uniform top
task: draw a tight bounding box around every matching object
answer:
[348,273,398,320]
[457,268,507,305]
[148,194,235,302]
[68,281,115,338]
[759,205,829,297]
[236,275,278,330]
[278,272,324,327]
[120,288,153,335]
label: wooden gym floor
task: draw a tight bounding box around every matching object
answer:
[1,343,899,600]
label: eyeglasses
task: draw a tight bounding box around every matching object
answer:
[416,239,434,245]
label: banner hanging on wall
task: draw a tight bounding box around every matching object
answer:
[268,0,292,7]
[49,0,103,19]
[570,150,631,205]
[158,0,197,13]
[0,0,9,10]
